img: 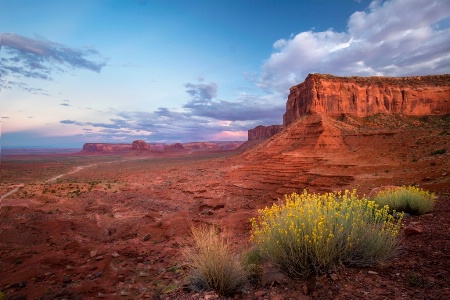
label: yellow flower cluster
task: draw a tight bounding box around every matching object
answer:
[373,186,435,215]
[250,190,403,278]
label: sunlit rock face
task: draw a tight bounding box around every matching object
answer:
[248,125,284,140]
[283,73,450,126]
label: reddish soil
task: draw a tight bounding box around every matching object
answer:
[0,115,449,300]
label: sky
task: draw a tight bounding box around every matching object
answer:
[1,0,450,148]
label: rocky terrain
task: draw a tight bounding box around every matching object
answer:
[0,74,449,299]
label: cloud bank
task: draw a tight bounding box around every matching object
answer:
[259,0,450,93]
[58,80,284,142]
[0,33,107,91]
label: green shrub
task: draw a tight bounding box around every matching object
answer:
[430,148,446,155]
[183,226,246,296]
[241,247,263,284]
[250,190,403,279]
[372,186,435,215]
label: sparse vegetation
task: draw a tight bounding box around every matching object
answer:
[372,186,435,215]
[183,226,246,296]
[250,190,403,279]
[430,148,446,155]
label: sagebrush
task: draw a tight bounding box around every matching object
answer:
[251,190,403,278]
[372,186,435,215]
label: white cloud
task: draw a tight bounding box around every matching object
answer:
[258,0,450,94]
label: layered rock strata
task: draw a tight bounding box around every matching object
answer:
[284,73,450,126]
[248,125,284,140]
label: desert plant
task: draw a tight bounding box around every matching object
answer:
[430,148,446,155]
[241,247,263,284]
[372,186,435,215]
[183,226,246,296]
[250,190,403,279]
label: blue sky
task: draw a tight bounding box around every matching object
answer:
[1,0,450,147]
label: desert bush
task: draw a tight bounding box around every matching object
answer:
[250,190,403,279]
[183,226,246,296]
[430,148,446,155]
[241,247,263,284]
[372,186,435,215]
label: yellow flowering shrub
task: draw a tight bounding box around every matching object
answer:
[250,190,403,278]
[372,186,435,215]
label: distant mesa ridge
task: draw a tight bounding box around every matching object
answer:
[82,140,244,153]
[248,73,450,140]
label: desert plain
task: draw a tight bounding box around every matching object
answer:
[1,74,450,300]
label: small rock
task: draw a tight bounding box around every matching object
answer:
[254,290,266,297]
[302,283,309,295]
[404,223,423,237]
[66,265,74,270]
[367,271,378,275]
[442,172,448,177]
[139,271,148,277]
[204,292,219,300]
[93,272,102,278]
[330,273,339,281]
[142,233,151,241]
[119,290,129,296]
[62,276,72,284]
[90,250,98,258]
[422,213,433,218]
[97,292,106,298]
[95,255,104,261]
[111,252,120,258]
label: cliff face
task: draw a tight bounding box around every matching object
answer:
[248,125,284,140]
[283,74,450,126]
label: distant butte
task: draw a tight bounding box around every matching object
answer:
[82,140,245,153]
[248,73,450,140]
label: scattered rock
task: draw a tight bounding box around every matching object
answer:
[302,284,309,295]
[254,290,266,297]
[367,271,378,275]
[62,276,72,284]
[97,292,107,298]
[95,255,104,261]
[204,292,219,300]
[330,273,339,281]
[404,223,423,237]
[90,250,98,258]
[139,271,148,277]
[142,233,151,241]
[111,252,120,258]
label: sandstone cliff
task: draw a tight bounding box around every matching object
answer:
[248,125,284,140]
[284,73,450,126]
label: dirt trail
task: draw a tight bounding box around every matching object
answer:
[0,184,25,201]
[0,159,129,201]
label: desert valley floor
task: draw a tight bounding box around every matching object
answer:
[1,115,450,300]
